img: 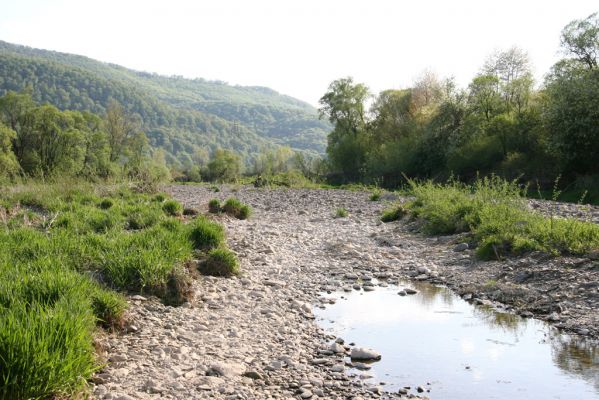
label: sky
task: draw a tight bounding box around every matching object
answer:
[0,0,597,106]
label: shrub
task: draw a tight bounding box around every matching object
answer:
[162,200,183,216]
[208,199,221,213]
[188,217,225,250]
[222,198,251,220]
[334,207,348,218]
[200,248,239,277]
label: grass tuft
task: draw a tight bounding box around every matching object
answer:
[188,216,225,250]
[334,207,348,218]
[200,248,240,277]
[222,198,252,220]
[162,199,183,216]
[208,199,221,213]
[381,205,407,222]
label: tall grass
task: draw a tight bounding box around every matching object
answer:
[0,182,229,399]
[403,176,599,259]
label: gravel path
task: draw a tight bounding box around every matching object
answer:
[92,185,599,400]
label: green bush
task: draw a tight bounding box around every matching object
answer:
[188,217,225,250]
[222,198,252,220]
[208,199,221,213]
[162,199,183,216]
[200,248,239,277]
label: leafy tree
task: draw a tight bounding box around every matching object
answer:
[468,75,503,121]
[483,47,534,114]
[0,122,20,178]
[560,12,599,70]
[319,78,370,180]
[207,149,241,182]
[105,100,141,163]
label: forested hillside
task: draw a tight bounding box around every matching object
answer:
[0,40,330,168]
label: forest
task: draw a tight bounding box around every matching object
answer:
[319,13,599,196]
[0,40,329,170]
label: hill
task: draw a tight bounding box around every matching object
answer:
[0,40,330,168]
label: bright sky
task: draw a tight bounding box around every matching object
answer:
[0,0,597,106]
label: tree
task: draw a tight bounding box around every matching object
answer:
[319,78,370,180]
[369,89,416,143]
[207,149,241,182]
[483,47,534,114]
[545,67,599,174]
[560,12,599,70]
[468,75,503,121]
[0,91,35,161]
[543,14,599,175]
[0,122,20,178]
[412,70,443,109]
[319,77,369,136]
[104,100,140,162]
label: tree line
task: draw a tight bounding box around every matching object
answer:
[0,91,316,184]
[319,13,599,189]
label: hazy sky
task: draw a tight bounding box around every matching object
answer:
[0,0,597,106]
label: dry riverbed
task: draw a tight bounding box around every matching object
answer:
[92,185,599,400]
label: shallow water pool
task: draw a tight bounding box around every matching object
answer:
[314,281,599,399]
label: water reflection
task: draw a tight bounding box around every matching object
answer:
[315,281,599,399]
[551,334,599,392]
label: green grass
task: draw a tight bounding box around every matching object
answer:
[208,198,221,213]
[0,181,233,399]
[188,216,225,250]
[369,190,382,201]
[200,248,240,277]
[162,199,183,216]
[381,205,407,222]
[222,198,252,220]
[405,176,599,260]
[334,207,349,218]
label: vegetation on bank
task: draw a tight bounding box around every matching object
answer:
[318,13,599,193]
[0,182,237,399]
[383,177,599,260]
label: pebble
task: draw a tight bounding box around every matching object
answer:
[90,185,599,400]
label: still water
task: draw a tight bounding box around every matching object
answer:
[314,281,599,399]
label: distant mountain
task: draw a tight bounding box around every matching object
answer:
[0,40,330,167]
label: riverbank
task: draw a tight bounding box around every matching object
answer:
[92,185,599,399]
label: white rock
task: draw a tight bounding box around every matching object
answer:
[350,347,381,361]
